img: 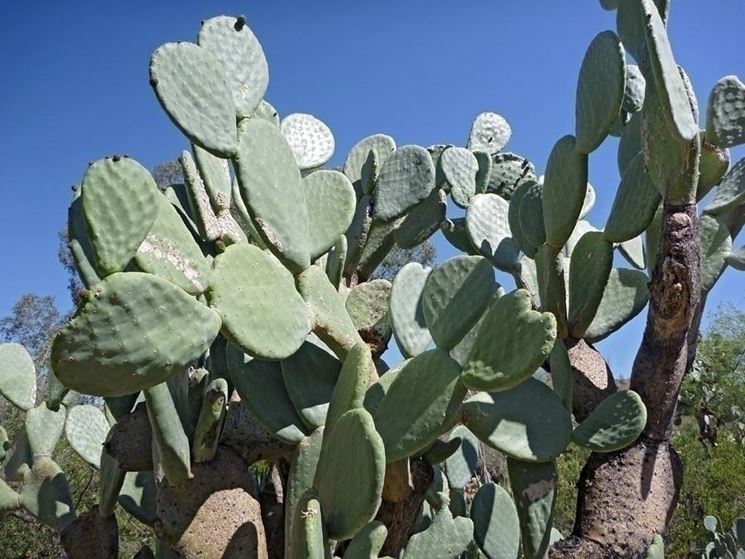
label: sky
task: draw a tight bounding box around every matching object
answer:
[0,0,743,377]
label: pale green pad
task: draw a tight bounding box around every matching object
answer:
[325,344,372,437]
[19,459,75,531]
[474,150,493,194]
[508,179,544,258]
[487,152,537,200]
[441,218,478,255]
[25,404,66,458]
[579,183,596,220]
[324,236,347,288]
[645,534,665,559]
[705,157,745,216]
[422,255,497,351]
[68,194,101,287]
[303,170,356,260]
[281,113,335,170]
[0,478,19,513]
[403,505,474,559]
[618,112,642,177]
[119,471,157,526]
[466,194,521,271]
[53,272,221,397]
[535,243,568,339]
[192,143,232,212]
[342,521,388,559]
[227,345,307,444]
[568,232,614,339]
[209,243,310,360]
[343,134,396,188]
[575,31,625,154]
[603,153,662,242]
[442,425,480,490]
[197,16,268,119]
[470,483,521,559]
[82,156,159,275]
[144,382,192,485]
[98,427,126,517]
[150,42,238,157]
[462,289,556,392]
[468,112,511,154]
[285,428,324,559]
[134,193,211,295]
[345,279,392,351]
[699,214,732,292]
[235,118,311,272]
[389,262,433,358]
[507,458,557,559]
[373,348,466,462]
[394,188,447,249]
[192,378,228,462]
[585,269,649,342]
[623,64,646,114]
[573,390,647,452]
[65,404,109,469]
[619,235,646,270]
[641,0,699,142]
[0,343,36,411]
[727,246,745,271]
[705,75,745,148]
[442,147,479,208]
[549,340,573,412]
[542,135,588,249]
[373,145,435,221]
[281,340,341,430]
[463,378,572,462]
[314,409,385,540]
[362,368,401,415]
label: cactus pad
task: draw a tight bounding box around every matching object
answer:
[209,243,310,360]
[507,458,557,559]
[150,42,237,157]
[468,112,511,154]
[373,145,435,221]
[567,232,614,339]
[470,483,520,559]
[192,144,232,212]
[403,503,474,559]
[303,170,356,260]
[346,279,393,355]
[699,214,732,292]
[442,147,479,207]
[466,193,521,271]
[53,272,220,396]
[705,157,745,216]
[486,153,537,200]
[343,134,396,189]
[705,75,745,148]
[325,344,372,435]
[0,343,36,411]
[508,179,544,258]
[19,459,75,531]
[463,378,571,462]
[585,268,649,342]
[81,156,159,275]
[572,390,647,452]
[144,382,192,485]
[394,188,447,249]
[442,425,480,490]
[389,262,433,358]
[197,15,268,119]
[65,404,109,469]
[285,428,323,559]
[281,113,335,170]
[342,521,388,559]
[462,289,557,392]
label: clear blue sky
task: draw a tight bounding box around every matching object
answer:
[1,1,743,376]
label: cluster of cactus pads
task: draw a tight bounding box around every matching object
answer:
[1,0,745,557]
[700,515,745,559]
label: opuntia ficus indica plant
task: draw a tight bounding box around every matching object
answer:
[1,0,745,557]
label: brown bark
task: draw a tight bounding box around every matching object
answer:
[104,403,153,471]
[221,396,294,464]
[552,203,700,558]
[60,506,119,559]
[566,338,618,422]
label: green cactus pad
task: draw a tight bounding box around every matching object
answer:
[0,426,8,464]
[119,471,157,526]
[344,134,396,189]
[509,179,545,258]
[0,343,36,411]
[705,75,745,148]
[463,289,557,392]
[98,427,126,517]
[227,346,307,444]
[474,150,493,194]
[325,344,372,436]
[542,135,588,249]
[362,368,401,415]
[535,243,568,339]
[422,255,497,350]
[442,425,480,490]
[25,404,66,458]
[281,113,335,170]
[254,99,280,126]
[567,232,614,339]
[373,349,466,462]
[466,193,521,271]
[134,193,211,295]
[235,117,311,271]
[575,31,625,154]
[0,478,19,512]
[53,272,220,397]
[342,520,388,559]
[192,378,228,463]
[144,382,192,485]
[197,16,268,119]
[463,378,571,462]
[449,307,490,367]
[572,390,647,452]
[19,458,75,531]
[192,144,231,212]
[282,340,341,430]
[604,153,662,243]
[303,170,356,260]
[314,408,385,540]
[4,430,32,482]
[618,112,642,177]
[403,504,474,559]
[346,279,393,354]
[507,458,557,559]
[373,145,435,221]
[150,42,237,157]
[641,0,699,142]
[296,496,327,559]
[549,340,573,411]
[394,188,447,249]
[441,218,478,255]
[324,236,347,288]
[585,268,649,342]
[726,246,745,270]
[285,428,324,559]
[623,64,646,114]
[81,156,159,276]
[699,213,732,292]
[344,195,373,273]
[619,235,646,270]
[209,243,310,359]
[697,134,730,200]
[705,157,745,216]
[645,534,665,559]
[68,194,102,287]
[389,262,433,358]
[357,216,403,281]
[600,0,619,9]
[468,112,511,154]
[65,404,109,469]
[486,153,537,200]
[442,147,479,208]
[470,483,520,559]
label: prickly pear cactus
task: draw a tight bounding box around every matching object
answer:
[2,4,744,558]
